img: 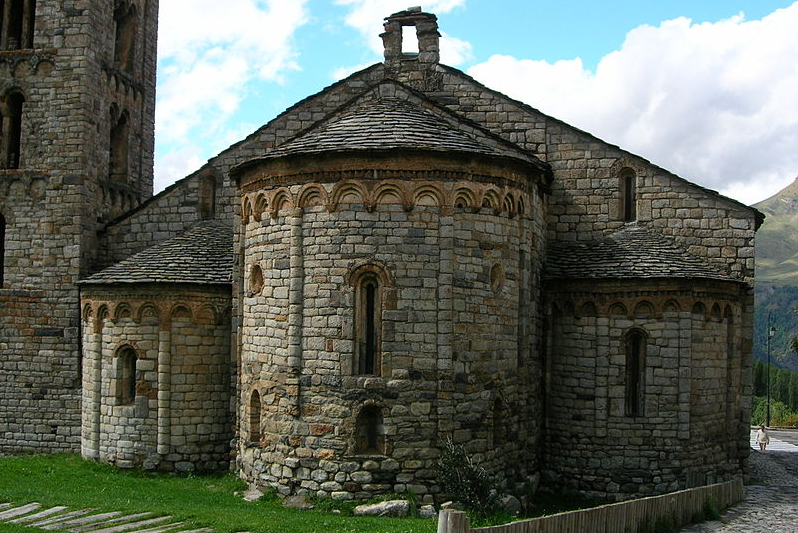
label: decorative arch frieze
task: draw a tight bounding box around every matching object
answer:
[242,180,532,219]
[269,188,293,217]
[170,304,192,320]
[297,184,328,209]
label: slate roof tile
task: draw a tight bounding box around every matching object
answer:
[544,225,735,281]
[80,221,232,285]
[267,97,536,163]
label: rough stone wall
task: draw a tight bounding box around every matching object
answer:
[81,285,231,471]
[236,162,542,501]
[543,280,748,499]
[428,66,757,283]
[0,0,158,453]
[99,167,234,268]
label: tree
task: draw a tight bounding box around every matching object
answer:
[790,373,798,412]
[754,360,767,397]
[775,369,791,405]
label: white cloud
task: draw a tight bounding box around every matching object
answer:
[154,147,205,192]
[335,0,470,65]
[154,0,309,189]
[467,4,798,206]
[440,32,473,65]
[331,62,378,81]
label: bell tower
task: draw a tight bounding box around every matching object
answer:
[0,0,158,454]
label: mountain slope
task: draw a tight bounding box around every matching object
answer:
[755,177,798,284]
[754,176,798,369]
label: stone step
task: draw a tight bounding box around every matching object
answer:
[30,509,96,527]
[0,503,211,533]
[8,506,69,524]
[70,513,155,533]
[41,511,123,531]
[130,523,184,533]
[0,502,42,520]
[82,515,173,533]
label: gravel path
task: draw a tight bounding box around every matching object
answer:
[680,449,798,532]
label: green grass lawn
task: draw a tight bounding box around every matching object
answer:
[0,454,436,533]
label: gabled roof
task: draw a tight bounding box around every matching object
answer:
[232,80,550,178]
[544,225,736,282]
[269,96,530,161]
[437,64,764,229]
[80,220,232,286]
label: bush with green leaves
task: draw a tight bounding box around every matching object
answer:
[436,438,498,516]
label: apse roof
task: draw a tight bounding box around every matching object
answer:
[80,220,232,286]
[232,85,550,176]
[544,224,737,282]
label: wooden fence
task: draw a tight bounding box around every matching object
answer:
[437,478,744,533]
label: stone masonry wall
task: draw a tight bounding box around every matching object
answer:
[1,0,157,453]
[237,165,542,501]
[543,280,748,499]
[81,285,231,471]
[429,66,757,283]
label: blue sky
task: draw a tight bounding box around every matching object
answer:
[155,1,798,206]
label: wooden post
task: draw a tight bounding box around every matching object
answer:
[438,510,470,533]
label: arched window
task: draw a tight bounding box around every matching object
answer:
[355,405,385,454]
[249,389,261,444]
[2,91,25,169]
[625,329,646,417]
[1,0,36,50]
[113,2,137,73]
[199,174,216,219]
[619,169,637,222]
[249,264,264,295]
[109,110,129,182]
[116,346,137,405]
[355,273,381,375]
[0,212,5,287]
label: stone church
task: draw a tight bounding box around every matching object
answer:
[0,3,761,502]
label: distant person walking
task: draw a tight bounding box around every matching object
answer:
[757,425,770,451]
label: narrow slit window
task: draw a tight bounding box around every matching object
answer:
[109,111,129,182]
[1,0,36,50]
[113,3,137,73]
[620,170,637,222]
[355,275,381,375]
[249,389,261,444]
[117,347,137,405]
[625,329,646,417]
[3,92,25,169]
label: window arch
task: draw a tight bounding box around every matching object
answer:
[624,328,646,417]
[619,169,637,222]
[1,0,36,50]
[116,346,137,405]
[355,272,381,375]
[109,110,129,182]
[0,212,5,287]
[249,389,261,444]
[354,405,385,455]
[2,91,25,169]
[113,2,137,73]
[348,261,392,376]
[199,174,216,219]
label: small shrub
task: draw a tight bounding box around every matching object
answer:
[436,438,498,516]
[702,498,721,521]
[654,514,678,533]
